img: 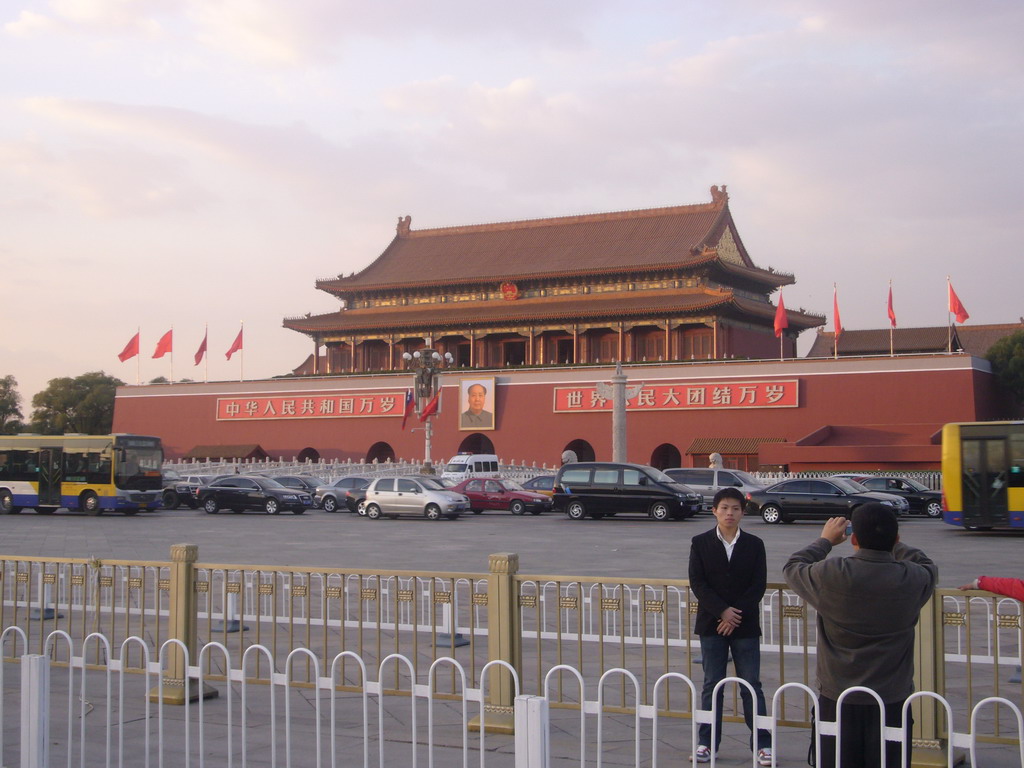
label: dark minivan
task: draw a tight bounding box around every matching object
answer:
[552,462,703,521]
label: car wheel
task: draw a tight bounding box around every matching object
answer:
[509,500,526,515]
[365,503,381,520]
[0,489,20,515]
[925,501,942,518]
[203,498,219,514]
[265,498,280,515]
[566,500,586,520]
[473,509,483,514]
[322,496,338,513]
[425,504,442,520]
[81,492,102,516]
[761,504,782,524]
[649,502,671,521]
[162,490,179,509]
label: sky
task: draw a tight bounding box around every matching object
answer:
[2,0,1022,412]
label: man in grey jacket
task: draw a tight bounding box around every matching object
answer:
[783,503,937,768]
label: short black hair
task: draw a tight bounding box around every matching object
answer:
[713,487,745,508]
[852,503,899,551]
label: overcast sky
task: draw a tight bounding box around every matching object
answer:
[2,0,1022,409]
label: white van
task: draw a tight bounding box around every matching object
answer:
[441,453,501,482]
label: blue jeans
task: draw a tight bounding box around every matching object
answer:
[698,633,771,750]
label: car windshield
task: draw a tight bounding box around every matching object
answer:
[256,477,285,489]
[830,477,864,493]
[503,480,524,491]
[646,468,676,483]
[899,478,930,491]
[732,470,763,487]
[419,477,449,491]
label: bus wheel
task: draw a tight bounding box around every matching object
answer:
[81,492,102,516]
[162,490,179,509]
[0,490,21,515]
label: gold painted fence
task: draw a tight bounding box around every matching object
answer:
[1,547,1020,749]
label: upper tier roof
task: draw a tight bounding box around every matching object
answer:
[316,186,791,294]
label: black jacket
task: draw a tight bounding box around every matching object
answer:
[688,527,767,638]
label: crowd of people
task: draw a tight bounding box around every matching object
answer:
[689,490,948,768]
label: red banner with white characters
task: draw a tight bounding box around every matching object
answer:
[217,392,403,421]
[553,380,798,413]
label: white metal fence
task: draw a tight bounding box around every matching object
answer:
[5,632,1022,768]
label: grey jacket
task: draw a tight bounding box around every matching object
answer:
[783,539,938,703]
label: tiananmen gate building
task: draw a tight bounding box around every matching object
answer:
[112,187,1014,471]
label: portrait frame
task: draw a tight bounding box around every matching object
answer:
[459,377,496,431]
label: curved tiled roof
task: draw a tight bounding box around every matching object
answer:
[284,287,824,336]
[316,188,783,294]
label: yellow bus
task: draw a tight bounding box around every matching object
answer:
[941,421,1024,530]
[0,434,163,515]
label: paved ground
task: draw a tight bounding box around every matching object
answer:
[1,505,1021,587]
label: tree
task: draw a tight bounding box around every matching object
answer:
[986,330,1024,404]
[30,371,124,435]
[0,375,23,434]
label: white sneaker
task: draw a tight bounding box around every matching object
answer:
[690,745,712,763]
[757,748,773,767]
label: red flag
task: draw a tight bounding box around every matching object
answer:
[833,286,843,339]
[400,389,415,430]
[773,294,788,338]
[419,389,440,421]
[948,281,970,323]
[225,327,244,360]
[887,285,897,327]
[194,330,208,366]
[117,332,140,362]
[152,329,173,359]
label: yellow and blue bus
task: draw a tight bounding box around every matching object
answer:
[0,434,163,515]
[941,421,1024,530]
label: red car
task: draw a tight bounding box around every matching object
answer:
[450,478,552,515]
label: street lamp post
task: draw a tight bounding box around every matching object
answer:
[402,348,454,473]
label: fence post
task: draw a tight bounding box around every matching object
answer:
[148,543,218,704]
[514,694,549,768]
[912,592,954,766]
[21,654,49,768]
[470,552,521,734]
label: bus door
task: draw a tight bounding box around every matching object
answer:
[38,447,64,507]
[961,437,1010,527]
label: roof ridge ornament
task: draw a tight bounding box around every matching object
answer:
[396,215,412,236]
[710,184,728,203]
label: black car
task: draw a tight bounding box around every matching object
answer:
[552,462,703,521]
[271,475,325,494]
[855,476,943,518]
[161,472,217,509]
[314,476,373,513]
[197,476,312,515]
[745,478,904,524]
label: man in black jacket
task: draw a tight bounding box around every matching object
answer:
[688,487,772,765]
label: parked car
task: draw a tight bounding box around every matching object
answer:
[450,478,552,515]
[744,477,906,524]
[521,475,555,496]
[314,476,373,513]
[362,476,470,520]
[663,468,765,512]
[849,476,943,517]
[162,473,218,509]
[440,453,501,482]
[271,475,324,494]
[827,476,910,515]
[552,462,703,521]
[197,476,312,515]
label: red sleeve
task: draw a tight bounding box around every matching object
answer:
[977,576,1024,602]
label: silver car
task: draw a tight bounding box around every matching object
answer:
[664,468,765,512]
[363,476,470,520]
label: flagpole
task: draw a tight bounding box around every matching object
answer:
[779,332,783,362]
[946,276,952,354]
[239,322,244,382]
[889,280,894,357]
[169,325,174,384]
[136,327,141,385]
[833,283,838,360]
[204,324,209,383]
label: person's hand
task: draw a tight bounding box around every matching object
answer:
[821,517,849,546]
[719,606,742,627]
[958,579,980,590]
[717,620,735,636]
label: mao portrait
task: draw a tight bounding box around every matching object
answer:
[459,378,495,431]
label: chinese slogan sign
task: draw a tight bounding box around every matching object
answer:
[217,392,401,421]
[553,380,798,413]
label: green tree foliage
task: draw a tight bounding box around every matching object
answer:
[30,371,124,435]
[986,330,1024,403]
[0,375,24,434]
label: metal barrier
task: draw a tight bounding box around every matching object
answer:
[2,549,1021,755]
[6,638,1022,768]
